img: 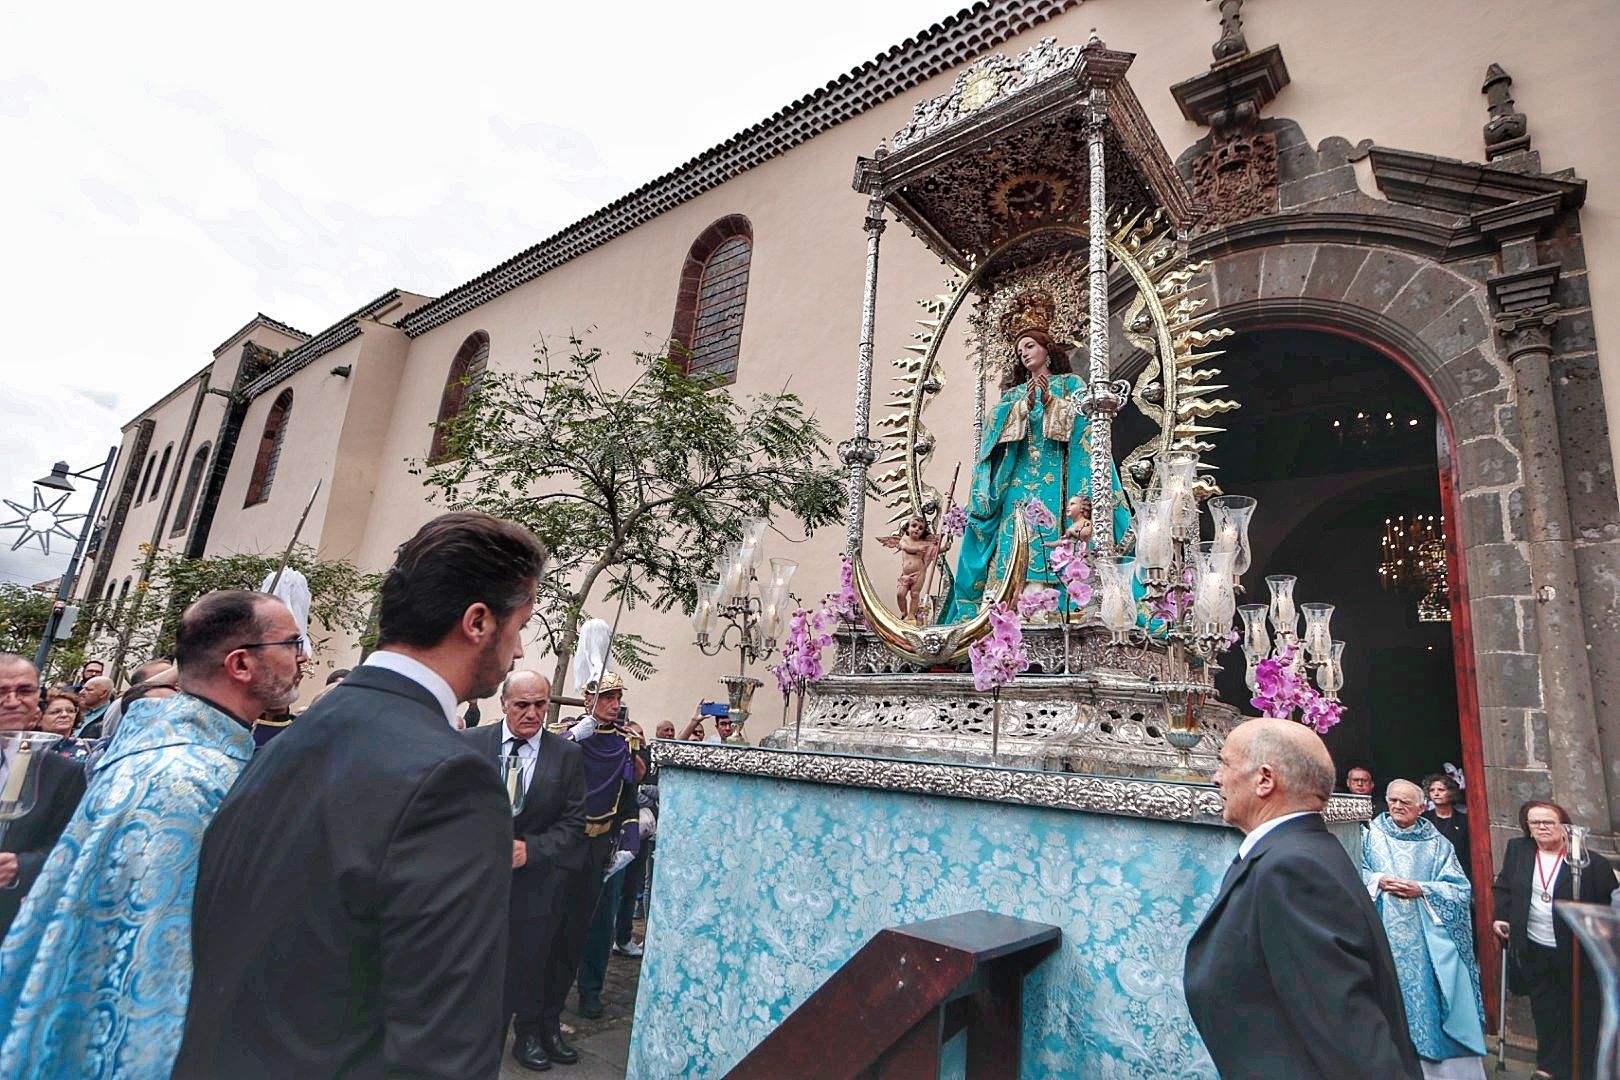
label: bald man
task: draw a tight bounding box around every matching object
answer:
[74,676,114,735]
[463,670,585,1071]
[1184,718,1420,1079]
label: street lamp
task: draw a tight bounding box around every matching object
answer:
[0,447,119,673]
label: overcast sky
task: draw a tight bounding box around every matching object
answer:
[0,0,961,589]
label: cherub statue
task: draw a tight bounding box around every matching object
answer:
[876,516,953,624]
[1064,493,1094,547]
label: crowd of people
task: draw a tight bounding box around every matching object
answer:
[0,512,669,1077]
[0,508,1611,1079]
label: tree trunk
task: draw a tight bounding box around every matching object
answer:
[547,649,572,726]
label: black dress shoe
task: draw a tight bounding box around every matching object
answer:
[511,1033,552,1071]
[540,1027,579,1065]
[577,992,604,1020]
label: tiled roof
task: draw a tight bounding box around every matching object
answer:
[241,289,414,399]
[212,312,310,356]
[398,0,1078,338]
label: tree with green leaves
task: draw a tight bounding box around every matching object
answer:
[0,584,52,657]
[417,337,845,705]
[103,544,381,674]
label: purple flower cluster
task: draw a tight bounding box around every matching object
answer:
[941,504,968,538]
[968,603,1030,692]
[1047,539,1093,606]
[768,603,836,696]
[827,554,862,623]
[1249,645,1345,733]
[1016,586,1059,619]
[1022,499,1057,532]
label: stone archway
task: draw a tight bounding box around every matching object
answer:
[1196,239,1528,1003]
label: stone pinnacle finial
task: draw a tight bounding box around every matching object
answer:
[1482,62,1530,161]
[1086,28,1104,48]
[1209,0,1249,62]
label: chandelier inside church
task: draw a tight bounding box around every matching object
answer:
[1378,514,1451,622]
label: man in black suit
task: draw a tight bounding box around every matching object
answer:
[0,653,86,938]
[175,512,548,1080]
[1184,717,1421,1079]
[466,669,586,1072]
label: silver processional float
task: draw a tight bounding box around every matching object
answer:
[696,35,1349,779]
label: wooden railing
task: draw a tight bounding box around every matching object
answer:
[725,910,1060,1080]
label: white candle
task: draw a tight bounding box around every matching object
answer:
[1102,590,1132,630]
[1,748,31,803]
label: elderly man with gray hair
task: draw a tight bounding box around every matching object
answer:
[1362,778,1487,1078]
[1184,717,1421,1079]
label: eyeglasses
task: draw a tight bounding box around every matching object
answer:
[0,683,39,701]
[1527,819,1563,828]
[237,637,304,652]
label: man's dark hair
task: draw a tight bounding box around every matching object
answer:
[175,591,273,674]
[325,668,351,686]
[376,512,547,648]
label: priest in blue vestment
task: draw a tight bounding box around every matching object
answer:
[0,591,302,1080]
[1361,778,1487,1079]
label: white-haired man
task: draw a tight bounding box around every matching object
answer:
[1362,779,1486,1075]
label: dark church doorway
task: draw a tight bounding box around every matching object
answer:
[1200,328,1465,795]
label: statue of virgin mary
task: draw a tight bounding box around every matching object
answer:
[944,290,1131,622]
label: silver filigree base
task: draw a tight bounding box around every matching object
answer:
[759,663,1238,781]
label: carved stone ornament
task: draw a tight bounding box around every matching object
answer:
[1481,63,1531,161]
[652,740,1374,826]
[892,37,1083,151]
[1190,129,1280,228]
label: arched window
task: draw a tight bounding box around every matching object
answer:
[135,452,157,506]
[670,214,753,384]
[429,331,490,462]
[96,580,117,631]
[171,442,212,535]
[147,442,174,503]
[245,390,293,506]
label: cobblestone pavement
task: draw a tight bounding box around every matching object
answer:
[499,929,642,1080]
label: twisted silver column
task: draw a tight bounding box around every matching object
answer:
[840,195,887,556]
[1082,91,1121,556]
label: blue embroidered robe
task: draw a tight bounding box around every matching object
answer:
[1360,813,1487,1062]
[0,692,253,1079]
[945,373,1131,622]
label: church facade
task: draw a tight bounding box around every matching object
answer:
[79,0,1620,895]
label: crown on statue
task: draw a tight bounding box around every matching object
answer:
[998,289,1058,350]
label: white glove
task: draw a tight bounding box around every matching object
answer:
[603,849,634,881]
[569,716,597,741]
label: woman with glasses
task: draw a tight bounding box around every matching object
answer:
[1492,800,1617,1080]
[39,690,94,765]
